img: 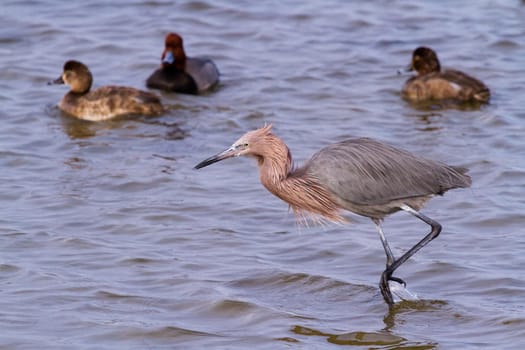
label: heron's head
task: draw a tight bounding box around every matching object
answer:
[194,124,273,169]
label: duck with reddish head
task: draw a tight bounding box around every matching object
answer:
[146,32,219,95]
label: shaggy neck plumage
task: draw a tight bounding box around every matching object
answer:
[255,134,345,224]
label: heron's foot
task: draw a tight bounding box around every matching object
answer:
[379,270,407,305]
[388,275,407,287]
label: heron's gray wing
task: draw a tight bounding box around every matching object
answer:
[303,138,470,205]
[185,57,219,92]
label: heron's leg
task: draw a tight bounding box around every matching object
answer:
[380,204,442,305]
[373,219,395,267]
[374,219,406,305]
[389,204,442,272]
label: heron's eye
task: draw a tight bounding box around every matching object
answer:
[235,143,248,150]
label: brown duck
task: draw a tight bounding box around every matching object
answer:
[402,47,490,103]
[50,60,164,121]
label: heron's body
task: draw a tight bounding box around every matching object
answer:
[303,138,470,219]
[195,125,472,305]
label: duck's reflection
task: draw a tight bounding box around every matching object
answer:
[56,110,188,141]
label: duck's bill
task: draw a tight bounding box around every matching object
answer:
[194,147,236,169]
[48,76,64,85]
[162,51,175,65]
[397,64,414,75]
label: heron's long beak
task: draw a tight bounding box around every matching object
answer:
[48,76,64,85]
[194,146,237,169]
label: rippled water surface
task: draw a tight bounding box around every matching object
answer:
[1,1,524,349]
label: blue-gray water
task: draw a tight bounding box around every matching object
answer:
[1,1,524,349]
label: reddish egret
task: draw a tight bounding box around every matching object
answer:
[195,125,471,305]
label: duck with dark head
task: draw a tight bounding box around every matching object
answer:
[50,60,164,121]
[402,47,490,104]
